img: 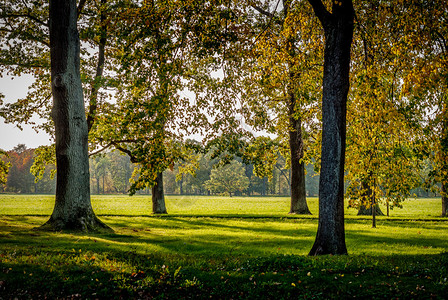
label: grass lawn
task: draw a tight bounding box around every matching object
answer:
[0,194,447,299]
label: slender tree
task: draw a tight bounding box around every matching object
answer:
[398,0,448,217]
[307,0,354,256]
[345,0,422,224]
[242,0,322,214]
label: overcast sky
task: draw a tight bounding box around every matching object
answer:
[0,75,51,151]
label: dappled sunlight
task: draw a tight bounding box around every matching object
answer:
[1,213,447,298]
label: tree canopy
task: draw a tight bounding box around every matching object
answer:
[1,0,447,245]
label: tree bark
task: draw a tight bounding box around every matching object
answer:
[152,172,167,214]
[288,94,311,214]
[441,109,448,217]
[42,0,109,232]
[442,183,447,217]
[308,0,354,255]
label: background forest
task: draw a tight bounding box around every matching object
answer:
[1,143,439,200]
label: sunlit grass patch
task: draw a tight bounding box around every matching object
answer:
[0,194,444,219]
[0,194,447,298]
[1,215,447,298]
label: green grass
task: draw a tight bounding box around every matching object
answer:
[0,194,447,299]
[0,194,444,218]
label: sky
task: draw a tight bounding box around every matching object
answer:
[0,75,51,151]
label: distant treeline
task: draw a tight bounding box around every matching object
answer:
[0,144,439,198]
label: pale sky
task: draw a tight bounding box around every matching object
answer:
[0,75,51,151]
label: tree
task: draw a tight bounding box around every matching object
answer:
[108,150,133,194]
[90,155,110,194]
[5,145,35,193]
[396,0,448,217]
[180,153,214,195]
[42,0,109,232]
[307,0,354,256]
[230,0,322,214]
[90,0,238,213]
[345,0,422,224]
[0,149,10,187]
[204,160,249,197]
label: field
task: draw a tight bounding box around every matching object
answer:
[1,195,447,299]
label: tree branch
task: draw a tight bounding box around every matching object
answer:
[111,142,138,163]
[77,0,88,18]
[250,0,282,48]
[306,0,331,28]
[89,142,113,157]
[87,0,107,132]
[0,13,48,27]
[251,5,274,18]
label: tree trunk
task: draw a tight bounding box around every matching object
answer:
[442,183,447,217]
[263,177,267,196]
[371,184,376,228]
[278,170,281,195]
[283,0,310,214]
[179,176,183,195]
[386,200,390,216]
[288,102,311,214]
[308,0,354,255]
[441,106,448,217]
[152,172,167,214]
[357,180,384,216]
[42,0,109,232]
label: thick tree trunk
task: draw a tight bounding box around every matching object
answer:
[288,96,311,214]
[152,172,167,214]
[308,0,354,255]
[42,0,109,232]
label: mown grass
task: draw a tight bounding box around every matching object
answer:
[0,194,447,299]
[0,194,444,218]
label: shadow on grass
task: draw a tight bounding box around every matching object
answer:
[1,216,448,258]
[1,216,448,298]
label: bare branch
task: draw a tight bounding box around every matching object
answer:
[0,13,48,27]
[89,142,113,157]
[77,0,88,18]
[250,0,282,48]
[251,5,274,18]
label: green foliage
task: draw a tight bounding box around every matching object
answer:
[30,145,55,181]
[0,149,10,186]
[204,160,249,196]
[242,136,282,180]
[3,145,35,193]
[345,0,426,211]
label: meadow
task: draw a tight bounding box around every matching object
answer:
[1,194,447,299]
